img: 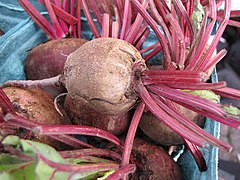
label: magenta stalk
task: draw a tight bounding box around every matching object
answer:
[3,113,93,148]
[33,125,122,147]
[184,139,207,172]
[150,94,232,151]
[59,148,122,161]
[121,102,145,167]
[18,0,57,39]
[106,164,136,180]
[38,153,119,173]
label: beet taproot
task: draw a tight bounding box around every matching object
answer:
[64,95,131,136]
[61,37,146,115]
[1,87,71,150]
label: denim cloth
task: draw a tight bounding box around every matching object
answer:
[0,1,219,179]
[0,0,47,83]
[0,0,46,32]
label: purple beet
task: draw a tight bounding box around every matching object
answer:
[25,38,87,96]
[25,38,88,80]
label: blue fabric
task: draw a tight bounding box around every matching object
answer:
[0,0,46,32]
[0,1,219,179]
[0,17,47,84]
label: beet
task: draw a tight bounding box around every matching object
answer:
[25,38,87,80]
[61,37,146,115]
[4,36,238,151]
[3,36,240,152]
[106,137,181,179]
[1,87,71,150]
[132,138,181,180]
[139,104,205,146]
[64,95,131,136]
[4,1,240,178]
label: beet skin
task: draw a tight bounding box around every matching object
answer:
[64,95,131,136]
[25,38,87,80]
[139,104,205,146]
[62,38,146,115]
[1,87,71,150]
[132,138,182,180]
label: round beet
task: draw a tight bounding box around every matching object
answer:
[25,38,88,80]
[64,95,131,136]
[1,87,71,150]
[62,38,146,115]
[132,138,181,180]
[139,104,205,146]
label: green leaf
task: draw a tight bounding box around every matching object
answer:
[0,154,26,167]
[2,135,21,147]
[0,172,14,180]
[223,105,240,116]
[0,154,37,180]
[0,136,116,180]
[11,163,37,180]
[35,158,69,180]
[19,139,65,163]
[97,170,114,180]
[192,0,205,34]
[67,156,115,164]
[182,90,220,103]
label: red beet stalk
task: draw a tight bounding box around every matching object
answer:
[33,125,122,148]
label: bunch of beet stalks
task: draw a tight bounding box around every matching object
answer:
[1,0,240,179]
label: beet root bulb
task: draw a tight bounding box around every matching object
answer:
[1,87,71,150]
[62,38,146,115]
[25,38,88,80]
[132,138,181,180]
[139,104,205,146]
[64,95,131,136]
[25,38,87,97]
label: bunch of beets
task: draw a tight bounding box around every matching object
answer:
[1,0,240,179]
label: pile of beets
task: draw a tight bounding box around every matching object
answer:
[1,0,240,179]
